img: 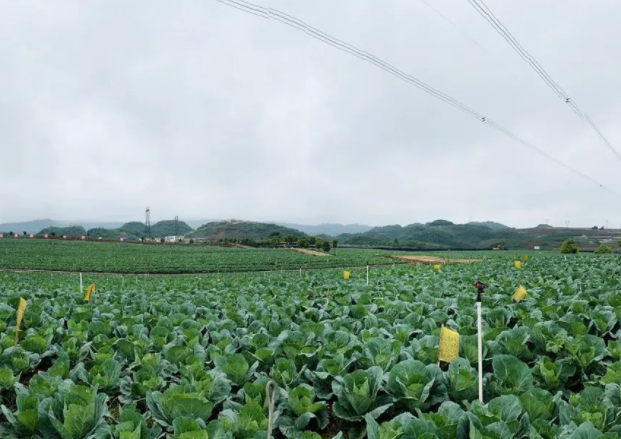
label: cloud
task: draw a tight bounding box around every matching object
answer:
[1,0,619,228]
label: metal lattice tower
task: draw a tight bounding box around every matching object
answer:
[174,216,179,237]
[145,207,151,239]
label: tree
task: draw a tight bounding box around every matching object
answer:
[322,240,331,252]
[298,238,309,249]
[595,244,612,254]
[592,226,599,230]
[50,232,56,237]
[9,231,13,236]
[332,239,338,249]
[315,237,323,249]
[393,238,399,245]
[160,238,165,243]
[189,239,194,244]
[23,231,27,236]
[308,237,317,245]
[560,238,579,254]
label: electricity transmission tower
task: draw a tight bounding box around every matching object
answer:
[145,207,151,239]
[174,216,179,237]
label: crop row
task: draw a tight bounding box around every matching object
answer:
[1,256,621,437]
[0,240,403,273]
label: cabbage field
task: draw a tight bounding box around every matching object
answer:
[0,240,400,273]
[1,253,621,438]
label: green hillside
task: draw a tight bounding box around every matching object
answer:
[189,221,307,241]
[34,221,196,240]
[86,227,126,239]
[468,221,510,231]
[151,220,193,237]
[339,222,527,249]
[339,221,620,251]
[36,225,87,237]
[118,222,146,238]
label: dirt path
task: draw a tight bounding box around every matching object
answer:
[390,255,481,264]
[293,248,331,257]
[232,244,256,250]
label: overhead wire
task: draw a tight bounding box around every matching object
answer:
[214,0,621,197]
[466,0,621,164]
[417,0,521,81]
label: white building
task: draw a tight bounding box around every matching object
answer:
[165,236,184,243]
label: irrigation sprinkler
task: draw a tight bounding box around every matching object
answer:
[472,280,489,403]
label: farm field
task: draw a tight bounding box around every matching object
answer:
[0,240,403,274]
[1,253,621,437]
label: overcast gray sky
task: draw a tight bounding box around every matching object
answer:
[1,0,619,228]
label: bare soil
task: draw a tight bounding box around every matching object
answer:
[293,248,332,257]
[232,244,256,250]
[390,255,481,264]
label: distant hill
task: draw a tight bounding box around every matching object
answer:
[87,227,126,239]
[85,221,194,240]
[340,221,528,249]
[37,225,87,237]
[468,221,510,231]
[0,219,129,234]
[0,219,59,234]
[20,220,196,240]
[339,220,620,251]
[184,219,221,229]
[277,222,372,236]
[118,222,147,237]
[189,221,307,241]
[151,220,193,237]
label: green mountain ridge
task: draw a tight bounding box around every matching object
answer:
[29,221,194,239]
[189,221,306,241]
[339,221,619,250]
[3,218,617,251]
[339,223,522,249]
[37,225,87,237]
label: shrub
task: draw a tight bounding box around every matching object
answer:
[560,238,579,254]
[595,244,612,254]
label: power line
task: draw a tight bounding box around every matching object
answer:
[417,0,520,81]
[466,0,621,165]
[214,0,620,198]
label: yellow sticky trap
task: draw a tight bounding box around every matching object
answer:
[522,255,529,261]
[514,261,522,269]
[433,264,441,271]
[343,271,350,280]
[15,297,27,346]
[438,327,460,363]
[84,284,96,302]
[513,285,527,302]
